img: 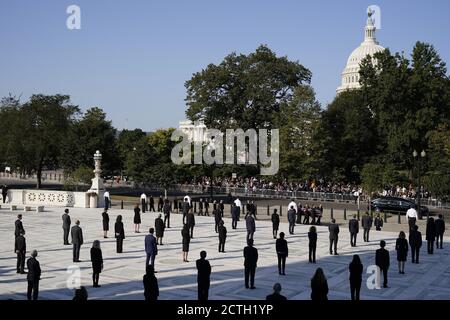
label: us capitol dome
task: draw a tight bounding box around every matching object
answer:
[336,9,385,94]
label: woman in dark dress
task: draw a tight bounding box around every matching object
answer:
[102,210,109,238]
[182,224,190,262]
[395,231,408,274]
[311,267,328,301]
[90,240,103,287]
[349,254,363,300]
[426,217,436,254]
[308,226,317,263]
[115,215,125,253]
[134,204,141,233]
[155,214,165,245]
[143,265,159,301]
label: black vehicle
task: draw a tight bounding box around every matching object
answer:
[370,197,429,218]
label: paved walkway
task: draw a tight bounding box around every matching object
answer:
[1,207,449,300]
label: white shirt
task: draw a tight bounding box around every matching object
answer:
[234,198,242,209]
[104,191,110,198]
[184,195,191,206]
[406,207,418,219]
[140,193,147,200]
[288,201,298,213]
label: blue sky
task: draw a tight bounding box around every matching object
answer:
[1,0,449,131]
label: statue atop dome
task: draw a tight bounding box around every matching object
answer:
[366,7,375,26]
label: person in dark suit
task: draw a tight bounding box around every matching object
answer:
[308,226,317,263]
[114,215,125,253]
[287,206,296,235]
[143,264,159,301]
[218,221,227,253]
[102,210,109,238]
[266,283,287,301]
[134,204,141,233]
[271,209,280,239]
[90,240,103,287]
[303,205,311,224]
[140,193,147,213]
[62,209,71,245]
[15,214,24,238]
[204,199,210,216]
[395,231,408,274]
[375,240,390,288]
[187,211,196,239]
[219,200,225,218]
[311,268,328,301]
[214,208,222,233]
[145,228,158,268]
[26,250,41,300]
[276,232,288,275]
[182,198,190,225]
[149,195,155,212]
[231,203,239,229]
[243,239,258,289]
[1,184,8,203]
[163,199,171,228]
[316,204,323,225]
[349,215,359,247]
[361,212,373,242]
[374,213,383,231]
[426,217,436,254]
[71,220,84,262]
[198,198,204,216]
[182,224,191,262]
[196,251,211,300]
[435,214,445,249]
[328,219,339,255]
[155,214,165,245]
[15,230,26,274]
[73,286,88,301]
[246,213,256,243]
[409,225,422,263]
[157,195,164,212]
[349,254,363,300]
[296,203,303,224]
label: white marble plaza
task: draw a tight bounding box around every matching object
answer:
[1,207,450,300]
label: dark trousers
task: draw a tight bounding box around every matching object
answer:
[350,280,361,300]
[164,214,170,228]
[189,225,194,238]
[92,272,100,286]
[146,253,155,267]
[141,199,146,213]
[198,283,210,301]
[436,233,444,248]
[303,215,310,224]
[246,231,254,242]
[218,239,225,252]
[244,266,256,288]
[350,233,357,246]
[427,240,434,254]
[329,238,338,254]
[289,222,295,234]
[232,218,237,229]
[363,228,370,242]
[63,228,69,244]
[116,237,123,253]
[277,254,286,274]
[104,197,110,210]
[215,221,220,233]
[411,246,420,263]
[149,203,155,212]
[408,217,416,231]
[17,251,25,272]
[316,216,322,225]
[272,226,278,238]
[2,193,6,203]
[73,244,81,262]
[380,267,388,287]
[182,212,187,225]
[309,244,316,262]
[27,280,39,300]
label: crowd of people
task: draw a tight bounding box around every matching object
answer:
[11,194,446,301]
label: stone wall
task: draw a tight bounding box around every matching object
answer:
[1,189,89,208]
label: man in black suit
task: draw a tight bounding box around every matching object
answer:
[243,239,258,289]
[196,251,211,300]
[266,283,287,301]
[15,230,26,274]
[276,232,288,275]
[71,220,84,262]
[287,206,296,235]
[435,214,445,249]
[157,195,164,212]
[328,219,339,255]
[149,195,155,212]
[213,208,221,233]
[361,212,373,242]
[349,215,359,247]
[2,184,8,203]
[163,199,171,228]
[26,250,41,300]
[15,214,25,238]
[409,225,422,263]
[271,209,280,239]
[231,203,239,229]
[375,240,390,288]
[62,209,71,245]
[218,221,227,253]
[187,212,196,239]
[246,213,256,242]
